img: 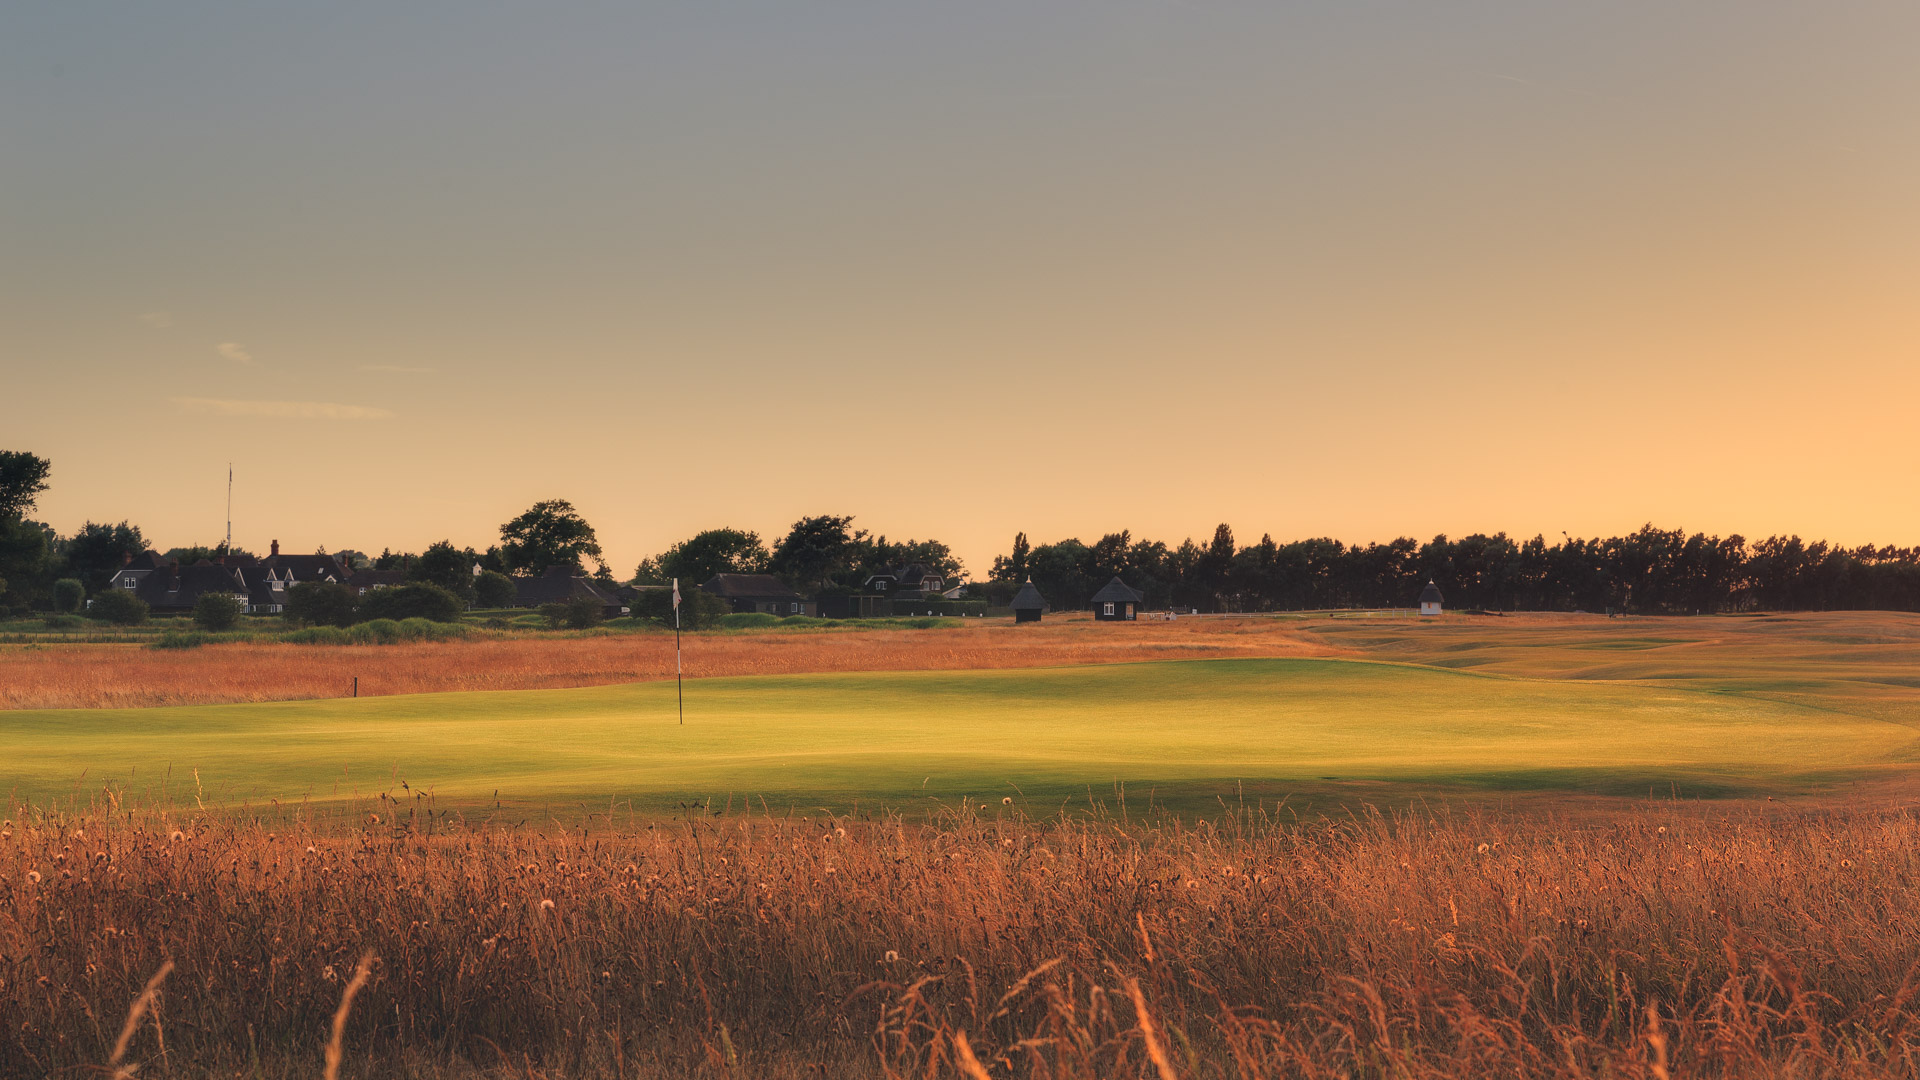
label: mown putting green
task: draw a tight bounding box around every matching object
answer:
[5,658,1915,814]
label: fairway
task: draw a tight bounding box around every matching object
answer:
[8,657,1917,814]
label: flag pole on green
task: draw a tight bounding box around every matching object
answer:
[672,577,683,724]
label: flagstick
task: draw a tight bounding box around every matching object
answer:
[674,579,684,725]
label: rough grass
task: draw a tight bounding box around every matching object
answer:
[7,799,1920,1078]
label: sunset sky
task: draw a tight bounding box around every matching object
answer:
[4,3,1916,577]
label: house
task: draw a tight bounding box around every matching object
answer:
[1090,577,1144,621]
[235,541,354,613]
[701,573,815,616]
[1419,581,1444,616]
[106,551,171,593]
[862,563,946,598]
[132,561,251,613]
[347,569,407,595]
[514,565,629,617]
[1010,580,1047,623]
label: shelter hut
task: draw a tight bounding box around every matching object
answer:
[1010,580,1047,623]
[1090,576,1144,621]
[1418,581,1444,616]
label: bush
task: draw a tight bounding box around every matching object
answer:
[539,596,604,630]
[358,583,464,623]
[718,612,782,629]
[87,589,148,626]
[474,570,517,609]
[285,581,357,627]
[281,625,350,645]
[51,578,85,613]
[193,592,243,631]
[347,619,403,644]
[41,613,83,631]
[151,630,209,649]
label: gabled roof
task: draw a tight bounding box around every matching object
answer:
[259,553,349,582]
[126,551,169,571]
[701,573,805,600]
[1090,577,1144,604]
[1010,581,1048,611]
[515,572,616,607]
[134,563,248,609]
[1419,581,1444,604]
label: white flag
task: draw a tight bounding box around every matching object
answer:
[671,578,681,609]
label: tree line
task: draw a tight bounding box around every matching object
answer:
[9,448,1920,619]
[987,525,1920,614]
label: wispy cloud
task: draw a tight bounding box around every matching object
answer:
[357,364,438,374]
[170,396,394,420]
[139,310,173,328]
[216,342,253,364]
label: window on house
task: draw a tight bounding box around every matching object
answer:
[791,602,799,613]
[1104,602,1115,615]
[122,579,136,588]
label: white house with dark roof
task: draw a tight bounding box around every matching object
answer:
[1419,581,1444,616]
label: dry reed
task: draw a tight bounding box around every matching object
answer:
[7,798,1920,1078]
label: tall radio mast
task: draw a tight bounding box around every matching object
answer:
[225,463,233,554]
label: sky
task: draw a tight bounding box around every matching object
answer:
[4,3,1916,578]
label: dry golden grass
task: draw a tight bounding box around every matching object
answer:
[7,799,1920,1078]
[0,617,1340,710]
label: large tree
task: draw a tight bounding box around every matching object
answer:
[499,499,603,576]
[0,451,51,522]
[411,539,479,600]
[636,527,771,587]
[62,520,147,595]
[768,514,866,591]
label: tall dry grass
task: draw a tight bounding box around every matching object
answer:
[0,620,1337,710]
[6,798,1920,1077]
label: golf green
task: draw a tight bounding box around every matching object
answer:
[6,658,1914,814]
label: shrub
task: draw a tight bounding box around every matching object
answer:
[284,581,357,627]
[554,596,606,630]
[51,578,84,613]
[41,613,83,631]
[87,588,148,625]
[358,583,464,623]
[280,625,350,645]
[192,591,243,631]
[474,570,517,609]
[347,618,403,644]
[719,612,782,629]
[151,630,209,649]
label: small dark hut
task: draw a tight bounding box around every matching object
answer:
[1010,580,1047,623]
[1090,576,1144,621]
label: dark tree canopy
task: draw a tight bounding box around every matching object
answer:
[63,521,147,595]
[499,500,603,576]
[86,588,148,625]
[768,515,867,591]
[284,581,358,627]
[992,523,1920,615]
[474,570,517,609]
[636,527,771,587]
[0,451,51,521]
[192,592,243,631]
[411,540,478,600]
[359,582,464,622]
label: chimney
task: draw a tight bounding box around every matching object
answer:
[271,538,280,558]
[215,555,225,565]
[122,551,133,566]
